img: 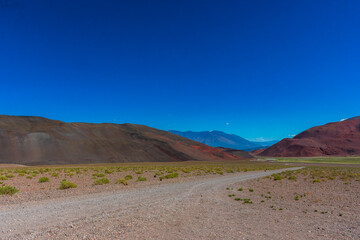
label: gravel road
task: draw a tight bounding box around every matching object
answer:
[0,167,302,240]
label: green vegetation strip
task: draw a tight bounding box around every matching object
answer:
[271,156,360,164]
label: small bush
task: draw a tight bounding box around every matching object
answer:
[160,173,178,180]
[313,179,321,183]
[5,174,14,178]
[94,178,110,185]
[249,188,254,192]
[237,188,243,191]
[288,176,296,181]
[0,176,8,181]
[0,185,19,195]
[58,180,77,190]
[272,174,283,181]
[93,173,105,178]
[136,176,147,182]
[38,177,50,183]
[243,198,253,204]
[124,175,133,180]
[115,178,128,185]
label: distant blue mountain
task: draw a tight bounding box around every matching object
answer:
[169,130,278,151]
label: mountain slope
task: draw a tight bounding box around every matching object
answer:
[258,117,360,157]
[0,115,250,165]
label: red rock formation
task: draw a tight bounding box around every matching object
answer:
[258,117,360,157]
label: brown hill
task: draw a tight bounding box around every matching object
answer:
[0,115,250,165]
[258,117,360,157]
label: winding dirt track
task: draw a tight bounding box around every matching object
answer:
[0,167,302,240]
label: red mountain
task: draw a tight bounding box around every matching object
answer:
[258,117,360,157]
[0,115,252,165]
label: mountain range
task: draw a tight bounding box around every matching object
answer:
[169,130,278,151]
[0,115,252,165]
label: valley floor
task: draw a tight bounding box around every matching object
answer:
[0,166,359,239]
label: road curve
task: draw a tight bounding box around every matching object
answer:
[0,167,302,239]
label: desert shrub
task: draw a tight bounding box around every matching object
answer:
[237,188,243,191]
[0,176,8,181]
[160,173,178,180]
[26,176,33,179]
[243,198,253,204]
[136,176,147,182]
[124,175,133,180]
[38,177,50,183]
[0,185,19,195]
[58,180,77,190]
[272,174,283,181]
[313,179,321,183]
[5,174,14,178]
[94,178,110,185]
[66,173,74,177]
[93,173,105,178]
[249,188,254,192]
[115,178,128,185]
[288,175,296,181]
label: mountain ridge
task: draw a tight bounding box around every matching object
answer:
[169,130,277,151]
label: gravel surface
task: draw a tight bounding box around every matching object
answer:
[0,167,301,239]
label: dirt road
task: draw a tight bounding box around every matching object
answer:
[0,167,302,239]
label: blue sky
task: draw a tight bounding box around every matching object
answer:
[0,0,359,141]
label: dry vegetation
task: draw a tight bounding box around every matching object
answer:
[0,161,286,204]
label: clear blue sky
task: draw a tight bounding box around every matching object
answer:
[1,0,359,141]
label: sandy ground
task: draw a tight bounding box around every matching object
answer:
[0,166,359,240]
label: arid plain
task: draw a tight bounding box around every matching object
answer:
[0,160,359,239]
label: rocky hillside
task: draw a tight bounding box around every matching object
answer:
[0,115,251,165]
[258,117,360,157]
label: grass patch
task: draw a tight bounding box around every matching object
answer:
[94,178,110,185]
[0,176,8,180]
[58,180,77,190]
[136,176,147,182]
[115,178,128,185]
[160,172,179,180]
[0,185,19,195]
[124,175,133,180]
[38,177,50,183]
